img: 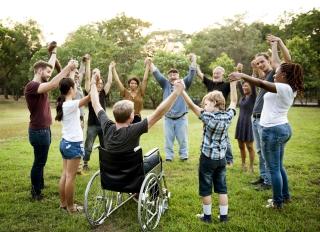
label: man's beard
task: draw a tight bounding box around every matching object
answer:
[41,76,49,83]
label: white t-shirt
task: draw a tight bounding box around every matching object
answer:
[62,100,83,142]
[260,83,295,127]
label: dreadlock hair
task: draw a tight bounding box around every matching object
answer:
[55,78,75,121]
[280,63,304,96]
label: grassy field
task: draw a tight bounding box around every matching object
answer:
[0,99,319,232]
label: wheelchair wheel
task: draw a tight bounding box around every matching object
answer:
[138,173,163,231]
[84,170,107,226]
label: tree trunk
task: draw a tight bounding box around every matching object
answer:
[4,88,9,99]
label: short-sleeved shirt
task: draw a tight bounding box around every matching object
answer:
[122,88,143,115]
[62,100,83,142]
[85,90,107,126]
[199,108,236,160]
[203,77,230,101]
[97,110,148,153]
[24,81,52,129]
[260,83,295,127]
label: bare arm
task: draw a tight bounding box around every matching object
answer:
[104,62,113,94]
[79,95,90,107]
[228,81,237,109]
[140,58,151,96]
[147,80,185,129]
[112,64,125,95]
[196,65,204,81]
[90,74,103,116]
[84,55,91,93]
[47,47,57,76]
[182,91,202,117]
[267,35,291,68]
[37,60,77,94]
[229,72,276,93]
[78,60,86,84]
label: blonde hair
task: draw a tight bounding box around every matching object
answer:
[213,66,225,74]
[113,100,134,123]
[201,91,225,110]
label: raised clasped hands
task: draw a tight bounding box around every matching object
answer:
[228,72,242,82]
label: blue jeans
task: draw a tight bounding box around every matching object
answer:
[84,125,104,162]
[262,123,291,206]
[252,117,271,185]
[225,136,233,164]
[164,116,188,160]
[28,128,51,194]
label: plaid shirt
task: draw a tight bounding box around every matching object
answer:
[199,108,236,160]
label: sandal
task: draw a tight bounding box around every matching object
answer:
[67,204,84,214]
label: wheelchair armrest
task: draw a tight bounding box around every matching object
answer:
[143,148,159,158]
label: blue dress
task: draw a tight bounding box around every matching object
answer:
[235,82,256,142]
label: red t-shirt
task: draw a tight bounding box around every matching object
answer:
[24,81,52,129]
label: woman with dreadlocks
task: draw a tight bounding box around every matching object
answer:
[229,38,304,210]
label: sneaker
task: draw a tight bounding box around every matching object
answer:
[265,200,282,209]
[165,159,172,162]
[180,158,188,161]
[255,183,272,191]
[31,192,44,201]
[268,198,292,204]
[218,215,228,222]
[196,214,212,223]
[250,178,264,185]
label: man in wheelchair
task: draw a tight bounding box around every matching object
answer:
[86,68,185,230]
[90,71,185,174]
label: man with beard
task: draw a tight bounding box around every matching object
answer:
[24,44,78,201]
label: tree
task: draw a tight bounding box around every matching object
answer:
[0,19,42,100]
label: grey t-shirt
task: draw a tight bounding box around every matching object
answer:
[252,70,275,114]
[97,110,148,153]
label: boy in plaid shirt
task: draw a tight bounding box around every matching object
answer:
[182,80,237,223]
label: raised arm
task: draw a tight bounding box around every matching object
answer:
[229,72,276,93]
[147,80,185,129]
[112,63,125,94]
[228,81,237,109]
[104,62,114,94]
[79,95,91,108]
[183,53,197,88]
[78,58,86,85]
[90,73,103,116]
[267,35,291,69]
[182,91,202,117]
[84,54,91,93]
[150,61,167,89]
[196,65,204,81]
[140,58,151,96]
[37,60,78,94]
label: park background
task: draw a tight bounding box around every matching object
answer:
[1,1,320,231]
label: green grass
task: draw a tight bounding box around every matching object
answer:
[0,99,319,232]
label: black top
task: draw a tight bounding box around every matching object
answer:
[203,76,230,100]
[97,110,148,153]
[86,90,107,126]
[252,70,275,114]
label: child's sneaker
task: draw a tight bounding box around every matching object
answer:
[196,213,212,223]
[218,214,228,222]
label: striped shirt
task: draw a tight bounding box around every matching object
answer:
[199,108,236,160]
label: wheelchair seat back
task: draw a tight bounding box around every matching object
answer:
[99,147,144,193]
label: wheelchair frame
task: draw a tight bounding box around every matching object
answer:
[84,148,170,231]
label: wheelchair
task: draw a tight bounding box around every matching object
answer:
[84,146,170,231]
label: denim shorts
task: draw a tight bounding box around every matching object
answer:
[199,154,227,196]
[60,138,84,160]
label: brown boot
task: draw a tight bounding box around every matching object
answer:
[48,41,57,54]
[55,59,62,73]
